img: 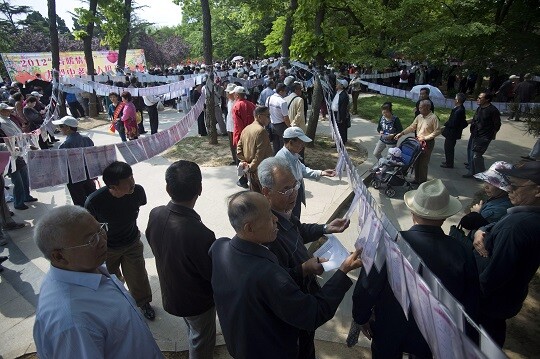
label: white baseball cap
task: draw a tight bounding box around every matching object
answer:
[283,127,312,142]
[52,116,78,127]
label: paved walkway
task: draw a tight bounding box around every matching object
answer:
[0,100,535,358]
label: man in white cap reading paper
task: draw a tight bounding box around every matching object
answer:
[350,179,479,358]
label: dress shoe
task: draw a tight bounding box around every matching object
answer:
[0,256,8,263]
[25,197,38,202]
[440,163,454,168]
[9,211,14,216]
[236,180,249,189]
[14,204,29,210]
[3,222,25,230]
[521,155,535,160]
[0,238,7,246]
[463,162,469,166]
[462,174,474,178]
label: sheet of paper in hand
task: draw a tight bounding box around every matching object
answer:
[313,234,350,271]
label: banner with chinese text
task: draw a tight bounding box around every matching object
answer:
[1,49,146,83]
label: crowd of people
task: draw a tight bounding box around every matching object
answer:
[1,61,539,357]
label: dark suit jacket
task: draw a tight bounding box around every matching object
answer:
[267,211,324,293]
[337,90,349,125]
[146,202,216,317]
[210,236,352,359]
[352,225,479,356]
[442,105,467,140]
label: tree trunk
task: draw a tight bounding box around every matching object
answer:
[47,0,66,116]
[281,0,298,66]
[117,0,132,70]
[305,3,326,147]
[83,0,98,117]
[200,0,217,145]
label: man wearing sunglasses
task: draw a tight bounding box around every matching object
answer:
[473,160,540,346]
[33,206,162,358]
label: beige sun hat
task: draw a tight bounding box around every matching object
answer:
[404,179,462,220]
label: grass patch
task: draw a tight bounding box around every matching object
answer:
[165,135,368,169]
[358,95,475,128]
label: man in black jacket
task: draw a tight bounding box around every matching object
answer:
[210,191,362,359]
[441,92,468,168]
[258,157,349,359]
[146,160,216,358]
[350,179,479,358]
[463,92,501,177]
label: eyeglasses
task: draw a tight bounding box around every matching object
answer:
[61,223,108,250]
[275,180,301,196]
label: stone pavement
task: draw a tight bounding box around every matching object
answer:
[0,100,535,358]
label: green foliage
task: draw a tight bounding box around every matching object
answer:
[98,0,130,49]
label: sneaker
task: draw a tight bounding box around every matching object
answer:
[141,302,155,320]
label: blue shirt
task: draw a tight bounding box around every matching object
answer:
[58,132,94,149]
[33,266,163,359]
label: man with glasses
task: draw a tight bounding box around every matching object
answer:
[33,206,162,358]
[258,157,350,359]
[52,116,96,207]
[237,106,273,192]
[473,160,540,346]
[463,92,501,178]
[84,161,155,320]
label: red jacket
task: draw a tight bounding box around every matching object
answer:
[232,98,256,146]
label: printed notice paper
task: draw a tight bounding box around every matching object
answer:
[313,235,349,271]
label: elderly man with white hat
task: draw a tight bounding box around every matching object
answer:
[276,127,335,218]
[351,179,479,358]
[51,116,96,207]
[473,160,540,347]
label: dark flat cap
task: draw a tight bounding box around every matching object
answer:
[498,161,540,184]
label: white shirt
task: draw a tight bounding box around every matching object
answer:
[331,90,342,112]
[226,99,235,132]
[266,93,288,124]
[143,95,159,106]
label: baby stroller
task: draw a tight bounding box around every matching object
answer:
[366,137,425,198]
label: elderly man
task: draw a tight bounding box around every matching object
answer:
[33,206,163,358]
[52,116,96,207]
[441,92,468,169]
[276,127,335,218]
[84,161,155,320]
[413,87,435,117]
[232,86,256,188]
[257,79,275,106]
[351,179,479,358]
[463,92,501,178]
[331,79,350,144]
[266,83,291,154]
[258,157,347,359]
[210,191,362,359]
[146,160,216,359]
[395,100,441,184]
[473,160,540,346]
[284,82,306,132]
[237,106,273,192]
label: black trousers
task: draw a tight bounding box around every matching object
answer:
[146,104,159,134]
[443,137,457,167]
[67,179,97,207]
[67,101,85,118]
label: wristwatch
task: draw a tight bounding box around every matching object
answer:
[323,224,328,234]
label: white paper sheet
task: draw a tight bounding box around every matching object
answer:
[28,150,51,189]
[116,142,138,165]
[385,238,410,318]
[344,191,361,220]
[49,150,69,186]
[355,211,373,250]
[416,277,438,353]
[313,235,349,271]
[83,145,117,178]
[431,296,464,359]
[361,215,383,274]
[461,331,488,359]
[66,148,87,183]
[124,139,148,162]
